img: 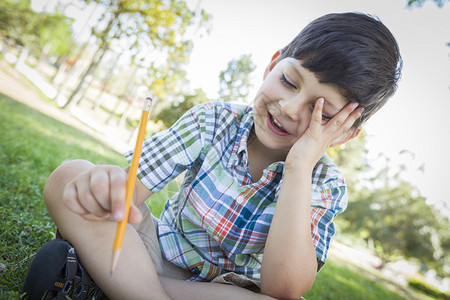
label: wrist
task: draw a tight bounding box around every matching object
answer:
[284,156,316,175]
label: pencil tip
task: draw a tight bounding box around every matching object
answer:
[110,248,121,276]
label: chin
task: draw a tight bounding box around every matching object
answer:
[257,133,292,153]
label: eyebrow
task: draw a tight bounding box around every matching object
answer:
[324,100,343,115]
[286,61,347,114]
[287,61,304,84]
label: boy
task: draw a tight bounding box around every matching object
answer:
[22,12,401,300]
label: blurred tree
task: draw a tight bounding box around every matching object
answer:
[154,88,210,129]
[62,0,209,109]
[218,54,256,103]
[327,132,369,190]
[37,13,74,60]
[340,156,450,277]
[0,0,37,53]
[0,0,73,60]
[328,130,450,277]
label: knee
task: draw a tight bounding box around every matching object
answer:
[43,159,94,211]
[42,169,64,212]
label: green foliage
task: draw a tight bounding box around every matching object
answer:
[146,179,183,218]
[64,0,210,108]
[0,0,74,58]
[0,94,124,297]
[154,88,211,129]
[408,278,450,299]
[0,0,36,46]
[154,53,256,130]
[37,13,74,58]
[327,131,369,189]
[328,129,450,277]
[218,54,256,103]
[340,157,450,276]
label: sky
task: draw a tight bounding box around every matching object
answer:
[32,0,450,215]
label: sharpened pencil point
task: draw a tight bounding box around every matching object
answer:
[110,248,121,275]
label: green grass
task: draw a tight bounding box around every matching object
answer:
[304,260,406,300]
[0,93,411,299]
[0,94,127,298]
[0,94,181,298]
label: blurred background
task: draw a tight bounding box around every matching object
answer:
[0,0,449,299]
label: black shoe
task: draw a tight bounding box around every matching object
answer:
[21,240,105,299]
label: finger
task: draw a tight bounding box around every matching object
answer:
[90,168,110,211]
[109,166,128,221]
[338,106,364,136]
[325,102,359,135]
[309,98,325,133]
[74,175,110,218]
[63,182,89,216]
[330,107,364,146]
[330,127,356,148]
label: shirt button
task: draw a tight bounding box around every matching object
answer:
[236,196,244,205]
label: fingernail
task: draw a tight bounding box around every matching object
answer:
[113,210,124,221]
[350,102,359,109]
[358,107,364,115]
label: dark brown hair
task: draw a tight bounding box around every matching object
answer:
[281,12,402,127]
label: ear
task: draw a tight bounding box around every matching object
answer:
[263,50,282,80]
[329,126,362,148]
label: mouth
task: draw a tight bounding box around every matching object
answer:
[266,112,290,136]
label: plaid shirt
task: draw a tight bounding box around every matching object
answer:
[125,102,347,282]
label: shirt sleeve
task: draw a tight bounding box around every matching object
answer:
[124,103,210,193]
[309,158,348,268]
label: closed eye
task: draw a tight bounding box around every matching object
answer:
[280,74,297,89]
[311,103,333,124]
[321,114,332,124]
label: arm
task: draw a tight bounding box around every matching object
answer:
[260,99,363,299]
[260,165,317,299]
[50,105,210,224]
[44,159,153,224]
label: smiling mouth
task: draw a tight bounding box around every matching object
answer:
[267,113,289,136]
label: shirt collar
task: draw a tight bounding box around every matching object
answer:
[226,108,285,175]
[227,108,254,168]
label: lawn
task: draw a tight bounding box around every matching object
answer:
[0,93,408,299]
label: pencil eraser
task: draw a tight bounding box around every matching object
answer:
[144,97,153,111]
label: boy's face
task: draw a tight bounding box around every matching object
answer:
[253,57,348,153]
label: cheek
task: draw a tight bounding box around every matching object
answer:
[296,115,312,137]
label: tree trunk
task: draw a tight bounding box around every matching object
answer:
[62,46,108,109]
[62,6,121,109]
[15,47,29,68]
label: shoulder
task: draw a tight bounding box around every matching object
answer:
[195,101,251,120]
[185,102,252,133]
[311,154,348,212]
[313,154,345,186]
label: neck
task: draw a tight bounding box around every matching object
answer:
[247,127,288,169]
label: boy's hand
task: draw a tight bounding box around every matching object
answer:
[63,165,143,224]
[286,98,363,172]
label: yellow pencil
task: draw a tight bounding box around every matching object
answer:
[110,97,152,275]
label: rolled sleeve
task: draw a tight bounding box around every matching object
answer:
[310,157,348,266]
[124,104,208,193]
